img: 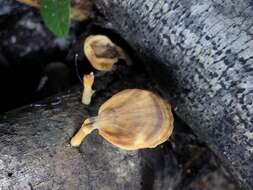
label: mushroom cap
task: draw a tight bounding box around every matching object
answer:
[84,35,119,71]
[96,89,174,150]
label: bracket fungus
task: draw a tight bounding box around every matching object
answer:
[84,35,131,71]
[71,89,174,150]
[82,72,95,105]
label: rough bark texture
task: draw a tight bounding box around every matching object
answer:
[0,65,235,190]
[95,0,253,189]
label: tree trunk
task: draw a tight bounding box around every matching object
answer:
[95,0,253,189]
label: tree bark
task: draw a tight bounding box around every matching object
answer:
[95,0,253,189]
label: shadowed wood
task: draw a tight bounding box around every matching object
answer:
[95,0,253,188]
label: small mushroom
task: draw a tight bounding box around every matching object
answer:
[84,35,131,71]
[82,72,95,105]
[71,89,174,150]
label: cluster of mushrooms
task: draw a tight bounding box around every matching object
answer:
[71,35,174,150]
[14,0,173,151]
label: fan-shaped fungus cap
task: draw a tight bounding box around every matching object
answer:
[82,72,95,105]
[84,35,130,71]
[71,89,174,150]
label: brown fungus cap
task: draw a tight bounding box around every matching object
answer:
[71,89,174,150]
[83,35,121,71]
[83,34,133,71]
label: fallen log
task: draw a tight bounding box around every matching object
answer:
[0,69,142,190]
[0,65,234,189]
[95,0,253,189]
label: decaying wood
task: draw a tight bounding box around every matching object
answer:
[0,68,144,190]
[0,66,234,190]
[95,0,253,189]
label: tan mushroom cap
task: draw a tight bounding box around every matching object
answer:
[84,35,122,71]
[71,89,174,150]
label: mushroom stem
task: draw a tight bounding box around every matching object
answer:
[70,118,96,147]
[82,72,95,105]
[82,87,95,105]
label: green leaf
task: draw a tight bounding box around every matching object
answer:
[40,0,70,37]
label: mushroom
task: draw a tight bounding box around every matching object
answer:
[84,35,131,71]
[81,72,95,105]
[71,89,174,150]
